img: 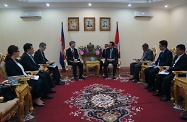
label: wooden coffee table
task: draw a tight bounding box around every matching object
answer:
[85,61,100,76]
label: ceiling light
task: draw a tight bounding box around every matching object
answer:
[142,13,144,14]
[165,5,168,8]
[46,3,50,7]
[4,4,8,7]
[88,3,91,6]
[128,4,131,7]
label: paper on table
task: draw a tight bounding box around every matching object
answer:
[29,75,39,80]
[158,70,169,75]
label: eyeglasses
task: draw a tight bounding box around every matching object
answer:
[15,50,20,52]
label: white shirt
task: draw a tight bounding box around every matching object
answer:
[16,62,28,76]
[172,54,184,67]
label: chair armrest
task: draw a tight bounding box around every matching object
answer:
[140,61,150,65]
[172,71,187,77]
[118,59,121,65]
[25,71,39,75]
[0,97,4,102]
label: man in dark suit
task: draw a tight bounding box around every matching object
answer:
[66,41,86,81]
[103,42,118,79]
[129,43,154,82]
[144,40,173,92]
[34,42,65,85]
[20,43,54,99]
[87,21,92,27]
[153,44,187,101]
[100,44,108,73]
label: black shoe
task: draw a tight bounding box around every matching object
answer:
[79,76,86,80]
[56,81,65,85]
[42,94,53,99]
[180,113,187,120]
[112,76,116,79]
[129,77,135,80]
[133,79,139,82]
[160,96,170,101]
[153,92,162,96]
[50,89,56,93]
[147,87,156,92]
[144,86,150,89]
[74,77,79,81]
[103,75,108,79]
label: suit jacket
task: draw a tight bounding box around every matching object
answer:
[142,49,154,61]
[5,58,23,76]
[20,52,40,71]
[155,49,173,66]
[168,54,187,72]
[66,48,79,64]
[105,48,118,62]
[102,48,107,58]
[34,49,48,64]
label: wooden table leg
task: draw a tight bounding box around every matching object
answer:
[184,88,187,110]
[25,93,29,116]
[86,65,89,76]
[28,87,34,113]
[96,64,99,75]
[19,95,24,122]
[174,82,179,105]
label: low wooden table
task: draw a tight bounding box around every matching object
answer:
[16,84,34,122]
[174,77,187,109]
[85,61,100,76]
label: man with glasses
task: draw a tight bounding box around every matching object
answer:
[144,40,173,92]
[129,43,154,82]
[20,43,55,99]
[154,44,187,101]
[34,42,65,85]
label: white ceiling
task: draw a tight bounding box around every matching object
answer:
[0,0,187,9]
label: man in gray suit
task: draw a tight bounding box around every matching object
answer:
[129,43,154,82]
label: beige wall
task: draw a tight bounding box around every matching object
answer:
[0,8,174,67]
[170,4,187,46]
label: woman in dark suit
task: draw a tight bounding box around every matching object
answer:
[5,45,45,106]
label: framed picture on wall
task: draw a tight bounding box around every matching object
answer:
[100,17,111,31]
[68,17,79,31]
[84,17,95,31]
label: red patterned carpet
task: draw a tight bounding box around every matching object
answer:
[35,76,184,122]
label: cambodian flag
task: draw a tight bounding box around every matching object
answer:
[59,22,65,69]
[114,22,120,58]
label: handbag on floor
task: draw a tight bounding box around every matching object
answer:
[0,85,17,103]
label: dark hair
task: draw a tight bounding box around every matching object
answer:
[159,40,168,47]
[39,42,46,47]
[109,41,115,46]
[69,41,75,46]
[142,43,149,49]
[23,43,32,52]
[176,44,186,51]
[5,45,19,62]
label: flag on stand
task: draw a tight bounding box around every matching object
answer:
[59,22,65,69]
[114,22,120,58]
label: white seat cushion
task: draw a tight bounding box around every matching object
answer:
[0,98,19,114]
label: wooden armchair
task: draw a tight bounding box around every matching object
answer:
[101,59,121,76]
[139,46,157,82]
[0,96,20,122]
[0,61,34,122]
[172,71,187,108]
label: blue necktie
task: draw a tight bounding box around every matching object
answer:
[110,49,113,59]
[30,55,36,64]
[157,52,163,66]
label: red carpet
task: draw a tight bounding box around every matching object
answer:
[35,77,184,122]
